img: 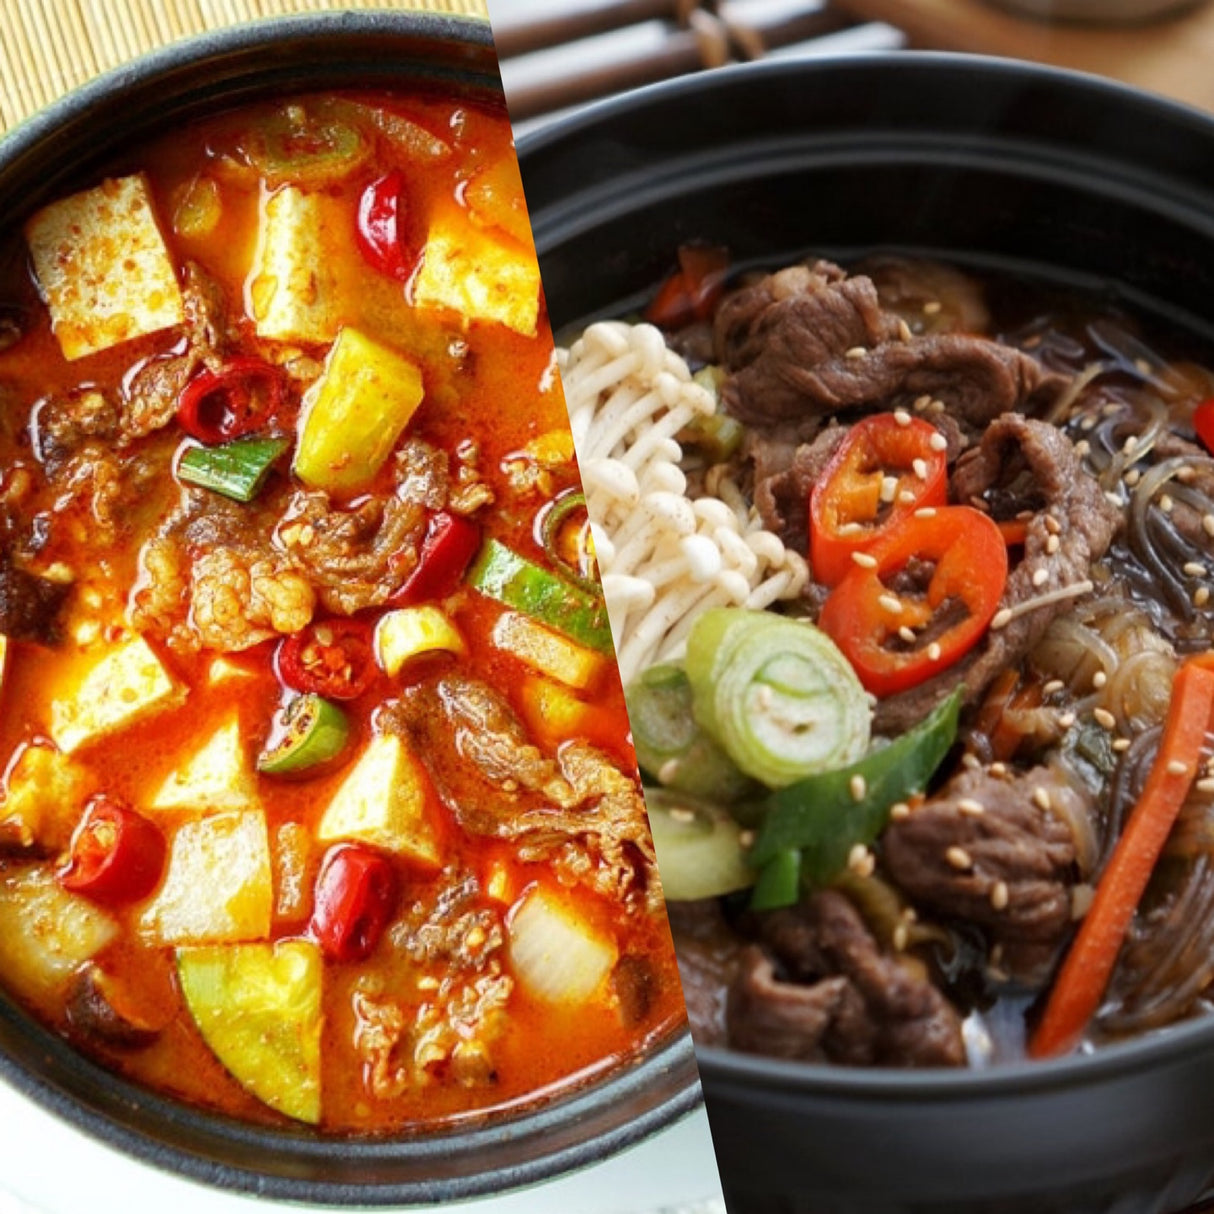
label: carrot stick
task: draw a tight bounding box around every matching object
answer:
[1030,654,1214,1059]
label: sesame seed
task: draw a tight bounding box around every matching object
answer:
[890,801,912,819]
[1135,357,1153,376]
[990,881,1010,911]
[1032,567,1049,587]
[1177,465,1198,483]
[739,830,756,848]
[1122,435,1139,456]
[958,797,985,816]
[1159,493,1174,513]
[1196,777,1214,794]
[913,458,929,480]
[1124,468,1141,487]
[913,394,932,411]
[1092,670,1108,689]
[1184,562,1207,577]
[1081,414,1098,431]
[898,625,917,643]
[669,806,697,824]
[990,761,1008,776]
[923,300,942,315]
[897,489,917,505]
[1105,491,1123,508]
[1112,737,1132,752]
[879,593,903,614]
[1093,707,1117,730]
[1195,587,1211,608]
[1043,679,1065,694]
[1205,515,1214,538]
[929,398,946,414]
[929,432,948,452]
[1032,786,1052,812]
[894,409,912,427]
[1046,534,1061,555]
[850,774,867,801]
[845,345,867,360]
[838,521,866,536]
[927,641,942,662]
[1058,712,1076,728]
[1167,759,1190,776]
[898,319,913,342]
[946,846,973,870]
[1044,514,1062,535]
[1074,440,1091,458]
[852,551,879,569]
[848,843,868,870]
[962,753,981,770]
[990,608,1013,630]
[1016,509,1034,520]
[915,507,938,519]
[880,475,900,503]
[893,924,910,951]
[657,759,681,785]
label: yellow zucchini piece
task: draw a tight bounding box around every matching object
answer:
[177,941,322,1124]
[26,174,184,361]
[0,868,118,1000]
[0,743,96,851]
[293,327,425,495]
[519,675,595,751]
[150,716,260,813]
[374,607,465,676]
[492,611,606,691]
[412,206,541,337]
[139,810,272,945]
[465,156,532,246]
[317,734,439,866]
[50,636,186,755]
[246,186,344,344]
[507,887,618,1005]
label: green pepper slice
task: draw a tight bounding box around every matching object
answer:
[467,538,613,655]
[241,106,370,187]
[258,694,349,776]
[749,686,963,906]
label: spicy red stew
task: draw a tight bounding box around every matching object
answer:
[0,91,682,1131]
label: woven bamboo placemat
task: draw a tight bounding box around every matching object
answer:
[0,0,490,133]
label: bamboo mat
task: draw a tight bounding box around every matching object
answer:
[0,0,490,133]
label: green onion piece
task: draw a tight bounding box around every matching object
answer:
[541,491,600,594]
[627,663,754,802]
[749,686,964,906]
[178,436,290,503]
[685,608,871,789]
[749,848,801,912]
[242,108,369,187]
[258,694,349,776]
[644,787,755,902]
[467,537,613,655]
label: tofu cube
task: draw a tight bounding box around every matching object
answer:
[0,868,118,1000]
[412,206,541,337]
[150,716,260,813]
[51,636,186,754]
[294,327,425,494]
[26,174,184,361]
[247,186,344,344]
[0,744,95,851]
[140,810,272,946]
[317,734,440,867]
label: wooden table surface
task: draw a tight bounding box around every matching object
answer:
[837,0,1214,112]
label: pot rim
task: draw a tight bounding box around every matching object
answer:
[0,10,700,1204]
[518,49,1214,1102]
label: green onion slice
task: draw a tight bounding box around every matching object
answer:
[178,436,290,503]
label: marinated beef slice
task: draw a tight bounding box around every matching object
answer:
[716,260,1064,431]
[726,890,965,1067]
[883,765,1082,980]
[873,414,1120,735]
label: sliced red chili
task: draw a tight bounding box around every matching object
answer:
[278,619,376,701]
[177,356,285,444]
[809,414,949,587]
[1194,398,1214,455]
[310,844,399,963]
[355,172,417,281]
[644,244,730,330]
[393,511,481,605]
[818,505,1009,698]
[59,797,166,905]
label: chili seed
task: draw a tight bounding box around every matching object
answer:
[990,881,1010,911]
[850,774,867,802]
[945,846,973,870]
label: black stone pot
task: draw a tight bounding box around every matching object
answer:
[0,12,700,1204]
[517,53,1214,1214]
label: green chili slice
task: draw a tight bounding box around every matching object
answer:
[541,491,600,595]
[749,686,964,907]
[258,694,350,776]
[467,537,613,654]
[178,436,290,503]
[241,106,370,187]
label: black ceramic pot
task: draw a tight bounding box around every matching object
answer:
[517,53,1214,1214]
[0,13,700,1203]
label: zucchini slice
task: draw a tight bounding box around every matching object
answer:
[177,940,323,1124]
